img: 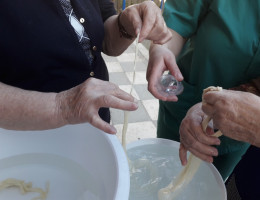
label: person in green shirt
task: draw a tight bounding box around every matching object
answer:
[147,0,260,180]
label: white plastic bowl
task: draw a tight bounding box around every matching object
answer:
[0,123,129,200]
[127,138,227,200]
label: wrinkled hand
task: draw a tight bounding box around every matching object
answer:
[56,78,138,134]
[202,89,260,147]
[120,1,172,43]
[146,44,183,101]
[179,103,221,165]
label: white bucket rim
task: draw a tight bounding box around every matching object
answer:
[103,133,130,200]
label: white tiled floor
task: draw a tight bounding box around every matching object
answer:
[142,99,159,121]
[125,71,148,84]
[102,40,157,145]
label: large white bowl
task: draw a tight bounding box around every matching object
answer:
[0,123,129,200]
[127,138,227,200]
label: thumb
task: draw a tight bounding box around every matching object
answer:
[179,143,188,166]
[164,57,183,81]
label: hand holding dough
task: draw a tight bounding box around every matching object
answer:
[158,86,223,200]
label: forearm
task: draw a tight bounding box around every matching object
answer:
[150,29,186,57]
[229,77,260,146]
[0,82,64,130]
[237,93,260,147]
[103,15,134,56]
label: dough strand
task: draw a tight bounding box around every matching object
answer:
[0,178,49,200]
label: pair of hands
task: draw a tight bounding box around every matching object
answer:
[179,90,260,165]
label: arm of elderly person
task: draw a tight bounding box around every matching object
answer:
[202,89,260,147]
[103,1,172,56]
[0,78,138,133]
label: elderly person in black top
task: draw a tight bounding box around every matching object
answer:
[0,0,171,133]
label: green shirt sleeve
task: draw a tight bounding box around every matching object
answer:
[163,0,212,38]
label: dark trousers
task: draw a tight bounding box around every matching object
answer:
[226,145,260,200]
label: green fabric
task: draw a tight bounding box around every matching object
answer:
[213,146,249,181]
[159,0,260,179]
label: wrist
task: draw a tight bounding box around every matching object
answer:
[55,91,70,127]
[149,43,161,55]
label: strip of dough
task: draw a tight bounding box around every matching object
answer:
[158,86,223,200]
[122,34,140,154]
[0,178,49,200]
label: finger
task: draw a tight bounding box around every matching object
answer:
[180,127,219,157]
[180,129,216,163]
[98,81,136,102]
[203,91,224,105]
[188,147,214,163]
[156,85,179,101]
[99,95,139,111]
[113,87,137,102]
[164,59,183,82]
[161,94,178,102]
[179,143,188,166]
[89,114,117,134]
[150,18,172,44]
[150,91,177,101]
[201,102,215,116]
[138,9,156,42]
[131,11,142,37]
[188,138,219,159]
[147,65,168,100]
[189,125,220,146]
[153,28,172,44]
[144,13,164,38]
[121,8,142,38]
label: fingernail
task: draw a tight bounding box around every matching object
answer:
[133,100,139,109]
[216,139,221,145]
[110,127,117,134]
[181,160,187,166]
[134,98,139,103]
[212,150,218,156]
[136,28,141,35]
[178,73,184,80]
